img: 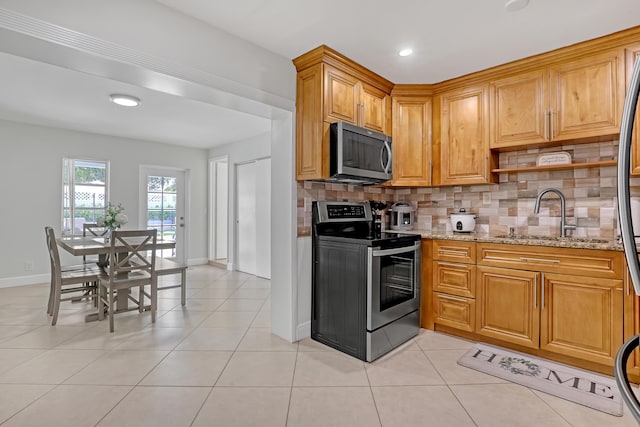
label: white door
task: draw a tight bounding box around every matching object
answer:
[140,167,187,264]
[236,158,271,278]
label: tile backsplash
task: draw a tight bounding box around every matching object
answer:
[297,140,636,240]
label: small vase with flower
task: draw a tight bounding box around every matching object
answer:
[96,203,128,242]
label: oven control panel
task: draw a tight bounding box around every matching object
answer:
[327,205,365,219]
[315,201,373,223]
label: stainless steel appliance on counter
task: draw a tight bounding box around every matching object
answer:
[388,201,416,231]
[615,55,640,423]
[311,200,421,362]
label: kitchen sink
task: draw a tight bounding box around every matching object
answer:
[493,234,610,244]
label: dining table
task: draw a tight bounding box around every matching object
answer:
[57,235,176,322]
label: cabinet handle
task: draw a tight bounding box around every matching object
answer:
[439,249,468,256]
[541,273,546,309]
[429,160,433,185]
[533,274,537,309]
[520,257,560,263]
[484,156,487,180]
[544,109,548,140]
[437,261,467,268]
[550,109,555,140]
[438,294,468,303]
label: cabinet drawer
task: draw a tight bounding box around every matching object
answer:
[433,261,476,298]
[433,292,475,332]
[433,240,476,264]
[477,243,623,279]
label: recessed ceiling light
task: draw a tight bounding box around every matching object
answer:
[109,94,141,107]
[398,48,413,57]
[504,0,529,12]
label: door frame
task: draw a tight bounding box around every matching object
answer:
[138,165,191,265]
[208,156,229,268]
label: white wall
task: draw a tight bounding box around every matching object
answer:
[0,119,209,284]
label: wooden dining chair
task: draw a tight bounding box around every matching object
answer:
[82,222,107,264]
[98,229,157,332]
[45,226,101,325]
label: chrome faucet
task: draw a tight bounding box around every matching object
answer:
[533,188,576,238]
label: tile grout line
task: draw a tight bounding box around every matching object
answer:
[417,340,480,427]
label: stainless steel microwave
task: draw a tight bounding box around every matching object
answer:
[329,122,392,185]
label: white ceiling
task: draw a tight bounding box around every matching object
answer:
[157,0,640,83]
[1,1,640,149]
[0,52,272,149]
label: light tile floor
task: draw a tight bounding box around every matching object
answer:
[0,265,638,426]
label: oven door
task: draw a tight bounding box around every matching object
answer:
[367,242,421,331]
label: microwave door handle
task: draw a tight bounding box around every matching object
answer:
[380,141,392,174]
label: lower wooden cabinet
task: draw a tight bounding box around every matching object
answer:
[476,266,539,349]
[431,241,626,372]
[540,273,623,366]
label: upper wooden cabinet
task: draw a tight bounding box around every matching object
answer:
[324,65,390,133]
[296,64,326,180]
[490,49,625,149]
[293,46,393,181]
[437,84,498,185]
[626,43,640,176]
[391,96,432,186]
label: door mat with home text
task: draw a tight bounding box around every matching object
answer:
[457,343,623,416]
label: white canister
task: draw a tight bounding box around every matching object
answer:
[389,202,416,231]
[449,208,476,233]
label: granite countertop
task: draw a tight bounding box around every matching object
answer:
[400,229,624,251]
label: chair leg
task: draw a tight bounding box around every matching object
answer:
[51,280,61,326]
[151,279,157,323]
[139,285,144,313]
[108,285,115,333]
[47,267,55,315]
[98,283,104,322]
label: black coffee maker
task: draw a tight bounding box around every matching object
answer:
[369,201,388,233]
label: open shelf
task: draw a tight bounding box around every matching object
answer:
[492,160,616,174]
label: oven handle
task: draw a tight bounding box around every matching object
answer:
[371,242,420,257]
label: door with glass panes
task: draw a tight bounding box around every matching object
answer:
[140,167,186,264]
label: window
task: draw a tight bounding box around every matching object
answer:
[62,158,109,235]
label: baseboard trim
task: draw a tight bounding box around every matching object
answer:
[296,321,311,341]
[187,258,208,266]
[0,273,49,288]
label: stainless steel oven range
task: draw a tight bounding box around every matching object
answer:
[311,200,421,362]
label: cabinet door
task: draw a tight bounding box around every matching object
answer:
[324,65,360,124]
[296,64,326,180]
[361,82,389,133]
[490,69,548,148]
[626,43,640,176]
[433,261,476,298]
[439,85,493,185]
[540,273,623,366]
[476,266,540,349]
[391,96,432,186]
[549,49,624,142]
[433,292,475,332]
[623,270,640,381]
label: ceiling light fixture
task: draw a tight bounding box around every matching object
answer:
[398,48,413,57]
[504,0,529,12]
[109,94,141,107]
